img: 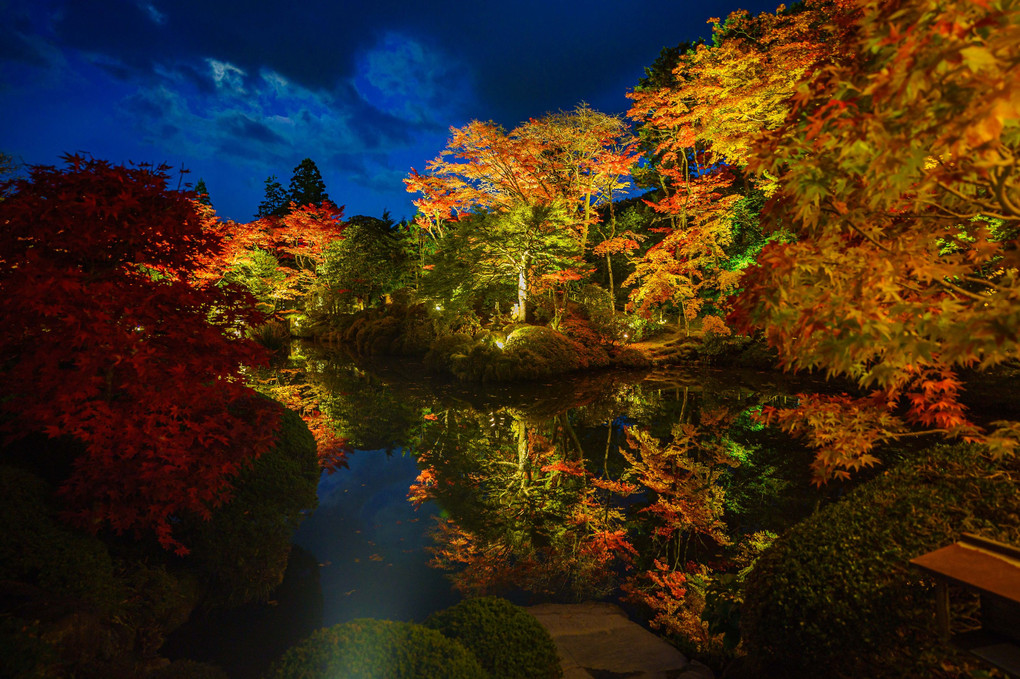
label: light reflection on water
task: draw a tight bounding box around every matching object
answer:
[292,448,460,625]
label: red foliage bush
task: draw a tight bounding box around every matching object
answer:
[0,155,279,553]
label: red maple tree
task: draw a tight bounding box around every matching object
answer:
[0,155,280,553]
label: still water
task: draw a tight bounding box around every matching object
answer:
[167,343,838,677]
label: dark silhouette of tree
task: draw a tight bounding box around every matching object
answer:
[257,174,288,217]
[194,177,212,206]
[288,158,330,208]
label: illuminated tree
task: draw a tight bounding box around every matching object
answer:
[625,0,855,328]
[731,0,1020,479]
[406,108,638,321]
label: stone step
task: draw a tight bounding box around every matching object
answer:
[525,602,714,679]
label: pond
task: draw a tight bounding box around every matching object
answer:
[166,342,848,677]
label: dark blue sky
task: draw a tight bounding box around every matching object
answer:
[0,0,779,222]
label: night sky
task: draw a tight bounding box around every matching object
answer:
[1,0,779,222]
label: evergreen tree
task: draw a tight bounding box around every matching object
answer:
[288,158,330,208]
[194,178,212,206]
[257,174,288,218]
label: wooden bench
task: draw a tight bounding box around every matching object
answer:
[910,533,1020,676]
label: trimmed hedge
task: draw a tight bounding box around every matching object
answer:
[425,597,563,679]
[262,618,488,679]
[740,442,1020,678]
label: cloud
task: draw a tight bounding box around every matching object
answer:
[207,58,246,94]
[352,32,473,127]
[140,2,167,25]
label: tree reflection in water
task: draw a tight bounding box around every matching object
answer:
[256,344,839,658]
[402,369,831,657]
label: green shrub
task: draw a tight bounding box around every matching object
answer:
[263,619,488,679]
[425,597,562,679]
[0,464,122,610]
[740,443,1020,678]
[574,284,622,341]
[427,325,604,383]
[247,319,292,355]
[186,404,319,607]
[503,325,583,380]
[425,333,475,374]
[608,346,652,368]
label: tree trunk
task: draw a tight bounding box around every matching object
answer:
[515,252,530,322]
[606,253,615,309]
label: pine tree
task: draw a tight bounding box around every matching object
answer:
[288,158,330,208]
[257,175,288,218]
[194,178,212,206]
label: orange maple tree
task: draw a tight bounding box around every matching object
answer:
[731,0,1020,479]
[625,0,856,330]
[0,156,281,553]
[200,201,345,318]
[405,107,638,321]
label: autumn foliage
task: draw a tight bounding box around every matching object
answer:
[731,0,1020,478]
[0,156,280,552]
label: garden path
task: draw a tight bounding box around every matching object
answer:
[525,602,714,679]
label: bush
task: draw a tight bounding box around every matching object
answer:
[425,597,563,679]
[263,618,488,679]
[330,304,436,356]
[426,325,607,383]
[740,443,1020,678]
[503,325,583,379]
[247,319,292,355]
[186,403,320,607]
[0,464,122,610]
[424,333,475,375]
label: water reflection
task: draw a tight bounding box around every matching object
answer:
[292,448,459,625]
[246,344,837,663]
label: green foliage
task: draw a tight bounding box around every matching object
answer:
[263,618,488,679]
[424,596,562,679]
[0,463,201,677]
[247,319,292,356]
[424,332,476,375]
[697,333,777,370]
[331,304,436,356]
[315,213,407,316]
[574,284,625,343]
[185,404,319,607]
[740,443,1020,678]
[224,247,287,315]
[504,325,582,370]
[193,178,212,207]
[0,464,122,610]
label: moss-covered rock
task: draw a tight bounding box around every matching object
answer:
[740,443,1020,678]
[425,597,562,679]
[263,618,489,679]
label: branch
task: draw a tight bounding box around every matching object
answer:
[937,277,989,303]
